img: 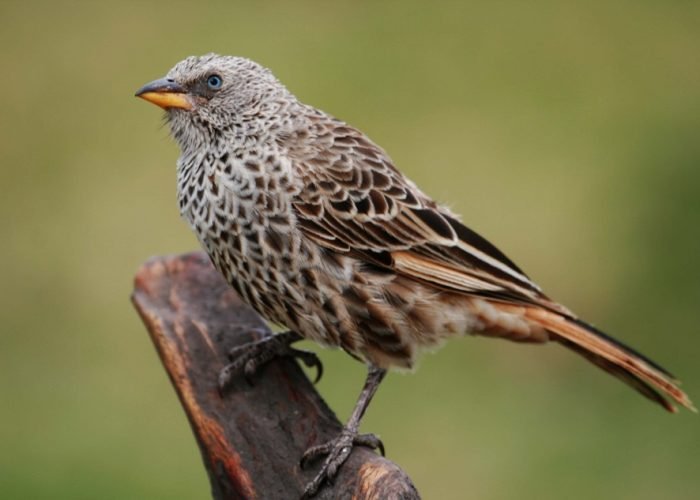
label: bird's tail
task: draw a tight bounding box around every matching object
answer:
[524,307,695,413]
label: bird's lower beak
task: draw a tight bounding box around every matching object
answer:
[135,77,193,110]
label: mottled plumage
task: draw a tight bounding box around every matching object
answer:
[137,54,694,496]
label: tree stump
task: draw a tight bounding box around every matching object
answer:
[131,252,420,500]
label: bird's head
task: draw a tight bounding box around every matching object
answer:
[136,54,292,150]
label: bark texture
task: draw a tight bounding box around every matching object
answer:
[131,252,420,500]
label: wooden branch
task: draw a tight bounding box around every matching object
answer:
[131,252,420,500]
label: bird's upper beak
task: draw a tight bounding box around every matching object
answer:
[135,77,193,110]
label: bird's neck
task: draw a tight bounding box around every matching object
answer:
[175,125,297,228]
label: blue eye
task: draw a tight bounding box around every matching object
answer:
[207,74,223,90]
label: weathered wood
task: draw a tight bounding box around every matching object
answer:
[131,252,420,500]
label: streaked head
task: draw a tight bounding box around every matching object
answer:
[136,54,291,142]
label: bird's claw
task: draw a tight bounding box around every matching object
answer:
[218,330,323,392]
[300,429,384,498]
[289,347,323,384]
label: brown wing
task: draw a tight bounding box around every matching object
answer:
[287,115,549,306]
[285,114,696,413]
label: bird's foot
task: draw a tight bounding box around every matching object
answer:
[300,427,385,498]
[218,329,323,391]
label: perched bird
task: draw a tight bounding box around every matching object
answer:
[136,54,694,497]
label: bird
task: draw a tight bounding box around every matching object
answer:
[136,54,694,497]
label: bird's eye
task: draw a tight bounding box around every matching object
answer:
[207,74,223,90]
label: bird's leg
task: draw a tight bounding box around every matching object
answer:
[300,365,387,498]
[218,329,323,391]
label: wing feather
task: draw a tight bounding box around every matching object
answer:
[282,112,694,413]
[287,115,545,304]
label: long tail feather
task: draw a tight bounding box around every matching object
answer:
[524,307,695,413]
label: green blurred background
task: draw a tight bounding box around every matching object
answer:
[1,1,698,498]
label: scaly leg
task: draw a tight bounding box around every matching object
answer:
[300,365,387,498]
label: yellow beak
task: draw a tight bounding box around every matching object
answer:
[135,77,192,110]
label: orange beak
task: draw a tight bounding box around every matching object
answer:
[135,77,192,110]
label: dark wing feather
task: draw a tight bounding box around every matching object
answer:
[287,115,548,305]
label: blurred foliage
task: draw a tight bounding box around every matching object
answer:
[1,1,699,499]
